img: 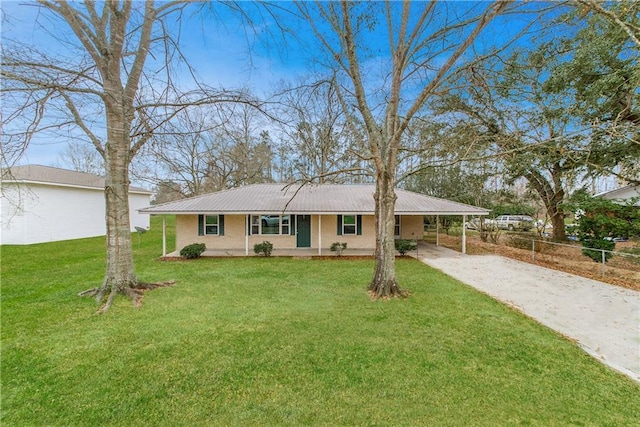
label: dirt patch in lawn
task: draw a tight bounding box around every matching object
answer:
[436,233,640,292]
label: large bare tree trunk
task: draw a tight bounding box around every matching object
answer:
[3,1,259,312]
[82,150,174,311]
[58,1,175,312]
[368,174,406,298]
[96,122,137,309]
[297,1,511,299]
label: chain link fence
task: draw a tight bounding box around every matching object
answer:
[528,239,640,278]
[424,223,639,285]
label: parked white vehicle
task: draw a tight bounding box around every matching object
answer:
[494,215,534,231]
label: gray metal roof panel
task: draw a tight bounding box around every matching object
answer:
[140,184,488,215]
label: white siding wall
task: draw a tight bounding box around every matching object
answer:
[1,183,150,245]
[129,192,152,231]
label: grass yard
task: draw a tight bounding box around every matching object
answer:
[2,216,639,426]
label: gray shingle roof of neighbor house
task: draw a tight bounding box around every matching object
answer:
[3,164,152,194]
[139,183,489,215]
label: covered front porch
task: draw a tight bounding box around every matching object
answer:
[141,184,490,258]
[161,246,379,259]
[157,214,466,259]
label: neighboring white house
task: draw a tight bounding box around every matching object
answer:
[1,165,152,245]
[595,183,640,206]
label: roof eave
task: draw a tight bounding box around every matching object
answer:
[139,209,489,215]
[6,179,152,194]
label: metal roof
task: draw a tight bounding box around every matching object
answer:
[139,183,488,215]
[3,165,152,194]
[595,184,640,206]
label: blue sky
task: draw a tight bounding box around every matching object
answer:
[1,1,562,168]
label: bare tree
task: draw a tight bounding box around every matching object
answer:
[57,140,104,175]
[296,1,515,298]
[1,1,249,312]
[220,104,275,187]
[142,107,226,198]
[276,76,367,183]
[140,101,274,195]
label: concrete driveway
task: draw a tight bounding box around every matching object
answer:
[414,243,640,382]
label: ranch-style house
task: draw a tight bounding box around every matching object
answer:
[139,183,489,256]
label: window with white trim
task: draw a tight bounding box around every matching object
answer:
[251,215,260,235]
[394,215,401,237]
[281,215,290,235]
[343,215,356,235]
[205,215,219,235]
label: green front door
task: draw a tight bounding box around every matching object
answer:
[296,215,311,248]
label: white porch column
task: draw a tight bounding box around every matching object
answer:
[462,214,467,254]
[318,215,322,255]
[245,214,249,255]
[162,215,166,257]
[436,215,440,246]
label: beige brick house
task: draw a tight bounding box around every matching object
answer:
[139,183,488,256]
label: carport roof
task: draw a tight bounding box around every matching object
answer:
[139,184,489,215]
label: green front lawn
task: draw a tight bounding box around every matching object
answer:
[2,217,638,425]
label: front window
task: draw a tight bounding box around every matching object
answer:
[251,215,260,235]
[251,215,290,235]
[394,215,401,237]
[343,215,356,235]
[262,215,280,235]
[281,215,290,235]
[205,215,219,235]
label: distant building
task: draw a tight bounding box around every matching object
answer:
[1,165,152,245]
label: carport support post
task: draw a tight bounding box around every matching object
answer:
[436,215,440,246]
[162,215,166,257]
[532,240,535,261]
[462,215,467,254]
[245,215,249,256]
[318,215,322,255]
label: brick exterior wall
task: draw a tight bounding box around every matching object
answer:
[175,214,424,252]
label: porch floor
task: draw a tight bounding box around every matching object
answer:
[163,247,379,258]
